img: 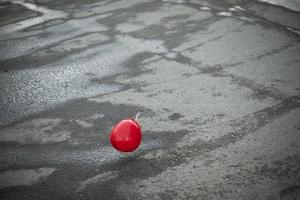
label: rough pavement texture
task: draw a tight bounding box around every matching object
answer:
[0,0,300,199]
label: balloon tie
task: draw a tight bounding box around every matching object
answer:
[134,113,140,121]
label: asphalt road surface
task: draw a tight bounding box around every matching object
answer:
[0,0,300,199]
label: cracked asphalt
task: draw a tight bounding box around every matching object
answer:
[0,0,300,199]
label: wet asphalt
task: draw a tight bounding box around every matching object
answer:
[0,0,300,199]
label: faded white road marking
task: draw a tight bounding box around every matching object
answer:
[75,120,94,128]
[76,171,119,192]
[200,6,211,11]
[229,6,245,12]
[217,11,233,17]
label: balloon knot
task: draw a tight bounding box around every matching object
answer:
[134,113,140,121]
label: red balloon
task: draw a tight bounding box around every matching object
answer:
[110,119,142,152]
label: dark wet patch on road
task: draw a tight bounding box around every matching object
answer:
[168,113,184,121]
[99,1,163,29]
[130,16,219,50]
[280,185,300,200]
[118,51,156,80]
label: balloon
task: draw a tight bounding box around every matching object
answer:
[110,119,142,152]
